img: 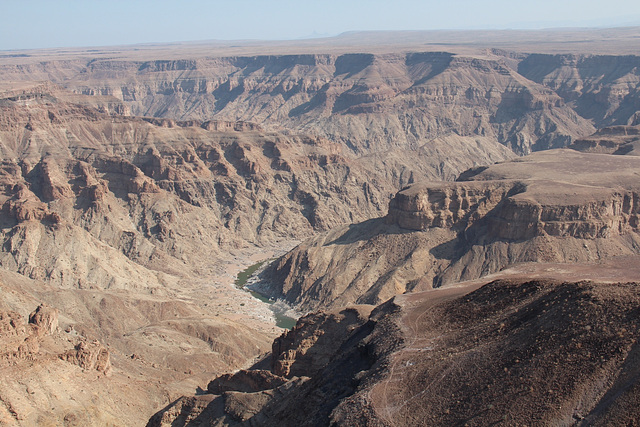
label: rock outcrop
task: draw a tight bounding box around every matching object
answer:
[60,339,112,375]
[0,304,62,364]
[387,152,640,241]
[263,149,640,311]
[149,301,396,427]
[570,125,640,155]
[271,306,374,377]
[28,303,58,335]
[0,303,128,425]
[207,370,287,395]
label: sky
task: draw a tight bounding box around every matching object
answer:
[2,0,640,51]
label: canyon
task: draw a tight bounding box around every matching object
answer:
[0,28,640,425]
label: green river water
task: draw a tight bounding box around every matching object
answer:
[235,261,297,330]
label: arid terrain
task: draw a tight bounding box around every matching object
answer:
[262,147,640,311]
[1,28,640,425]
[150,276,640,426]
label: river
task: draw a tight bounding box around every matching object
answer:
[235,261,298,330]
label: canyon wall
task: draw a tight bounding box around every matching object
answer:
[2,38,640,424]
[518,54,640,127]
[263,149,640,311]
[1,51,609,156]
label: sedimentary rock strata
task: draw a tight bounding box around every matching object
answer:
[2,31,640,425]
[570,125,640,155]
[264,149,640,311]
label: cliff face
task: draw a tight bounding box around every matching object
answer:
[569,124,640,155]
[387,178,640,242]
[149,301,400,427]
[270,305,374,378]
[0,87,514,258]
[518,54,640,127]
[386,181,520,231]
[1,51,600,156]
[264,149,640,311]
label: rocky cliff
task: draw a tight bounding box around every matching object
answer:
[517,54,640,127]
[0,85,512,257]
[570,124,640,155]
[150,278,640,426]
[1,51,601,157]
[263,149,640,311]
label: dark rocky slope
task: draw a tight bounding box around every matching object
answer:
[149,278,640,426]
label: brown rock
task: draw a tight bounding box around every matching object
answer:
[222,390,272,422]
[147,395,219,427]
[0,311,25,337]
[60,339,112,375]
[28,303,59,335]
[271,306,373,378]
[16,334,40,357]
[207,369,287,394]
[570,125,640,155]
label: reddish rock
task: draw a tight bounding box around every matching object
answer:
[28,303,59,336]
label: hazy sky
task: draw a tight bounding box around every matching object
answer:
[2,0,640,50]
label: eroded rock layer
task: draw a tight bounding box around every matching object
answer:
[1,51,605,156]
[263,149,640,311]
[570,125,640,155]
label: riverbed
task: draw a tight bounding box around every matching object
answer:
[235,261,298,330]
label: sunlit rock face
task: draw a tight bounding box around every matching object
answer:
[266,149,640,311]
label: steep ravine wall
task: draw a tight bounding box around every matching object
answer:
[387,181,640,241]
[0,52,600,156]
